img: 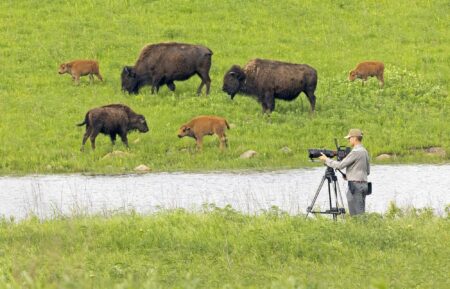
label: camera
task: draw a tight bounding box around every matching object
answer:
[308,139,351,161]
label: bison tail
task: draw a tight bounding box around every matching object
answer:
[76,113,89,127]
[225,120,230,130]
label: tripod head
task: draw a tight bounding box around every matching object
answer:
[324,166,338,182]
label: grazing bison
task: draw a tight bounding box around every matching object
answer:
[59,60,103,85]
[77,104,149,151]
[349,61,384,87]
[178,116,230,150]
[222,59,317,113]
[121,42,212,95]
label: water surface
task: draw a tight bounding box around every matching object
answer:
[1,165,449,220]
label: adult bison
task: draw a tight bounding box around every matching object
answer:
[222,59,317,113]
[77,104,149,151]
[121,42,212,95]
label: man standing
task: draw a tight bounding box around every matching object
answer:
[319,129,370,216]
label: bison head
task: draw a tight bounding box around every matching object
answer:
[348,70,357,81]
[121,66,140,94]
[222,65,246,99]
[58,63,69,74]
[177,125,193,138]
[129,114,149,133]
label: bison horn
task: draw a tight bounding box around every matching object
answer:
[124,66,133,74]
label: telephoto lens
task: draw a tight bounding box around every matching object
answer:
[308,149,336,159]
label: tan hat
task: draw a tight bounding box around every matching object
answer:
[344,128,363,139]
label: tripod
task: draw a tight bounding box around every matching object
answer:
[306,166,346,220]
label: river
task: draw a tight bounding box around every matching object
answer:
[1,165,449,220]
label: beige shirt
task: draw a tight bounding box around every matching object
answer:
[325,144,370,182]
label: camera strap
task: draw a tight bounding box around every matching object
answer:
[337,169,347,180]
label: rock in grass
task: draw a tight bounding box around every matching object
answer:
[375,154,393,161]
[280,146,292,154]
[424,147,446,157]
[134,164,151,172]
[240,150,257,159]
[102,150,130,159]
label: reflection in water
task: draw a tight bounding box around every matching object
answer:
[0,165,449,220]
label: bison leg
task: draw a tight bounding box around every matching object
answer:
[196,72,211,95]
[151,77,163,94]
[261,102,269,114]
[80,126,93,152]
[89,129,100,150]
[219,134,228,150]
[195,136,203,150]
[377,74,384,88]
[151,84,160,94]
[305,90,316,112]
[119,131,129,149]
[361,76,367,87]
[73,74,81,85]
[109,133,117,146]
[264,93,275,113]
[214,127,228,150]
[89,74,94,84]
[167,81,176,92]
[196,82,205,95]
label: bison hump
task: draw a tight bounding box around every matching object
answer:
[244,59,259,75]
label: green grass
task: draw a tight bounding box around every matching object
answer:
[0,0,449,174]
[0,207,448,288]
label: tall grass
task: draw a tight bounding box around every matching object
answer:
[0,207,448,288]
[0,0,448,174]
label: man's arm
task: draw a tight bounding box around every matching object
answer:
[325,150,357,170]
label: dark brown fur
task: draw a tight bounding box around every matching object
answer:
[77,104,149,151]
[59,60,103,85]
[177,116,230,150]
[121,42,212,95]
[222,59,318,113]
[349,61,384,87]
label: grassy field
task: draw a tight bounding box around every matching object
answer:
[0,208,448,288]
[0,0,449,174]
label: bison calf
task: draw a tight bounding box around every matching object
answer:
[178,116,230,150]
[349,61,384,87]
[77,104,149,151]
[59,60,103,85]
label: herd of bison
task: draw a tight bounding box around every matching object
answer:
[58,42,385,151]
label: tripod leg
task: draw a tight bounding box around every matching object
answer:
[328,180,338,221]
[328,181,333,212]
[306,175,326,218]
[337,181,345,212]
[336,180,346,216]
[333,181,339,211]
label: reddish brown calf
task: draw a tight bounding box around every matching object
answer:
[59,60,103,85]
[178,116,230,150]
[349,61,384,88]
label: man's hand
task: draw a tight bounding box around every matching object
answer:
[318,153,328,162]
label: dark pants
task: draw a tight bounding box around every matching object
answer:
[347,182,368,216]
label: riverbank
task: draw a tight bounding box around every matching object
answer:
[0,209,448,288]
